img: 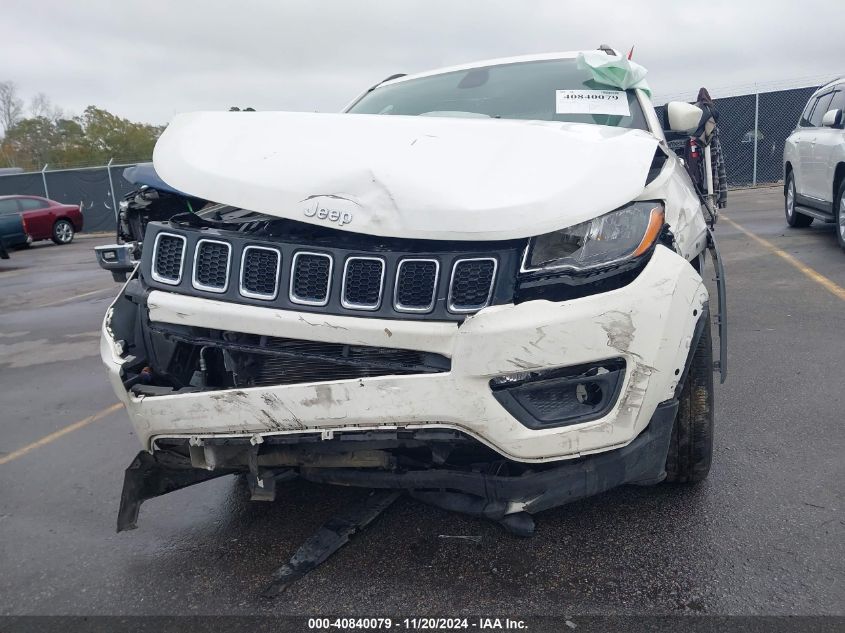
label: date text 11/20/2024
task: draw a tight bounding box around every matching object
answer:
[307,618,528,630]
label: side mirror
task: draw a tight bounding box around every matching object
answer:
[664,101,704,134]
[822,108,843,128]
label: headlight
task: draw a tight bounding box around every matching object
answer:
[522,201,665,273]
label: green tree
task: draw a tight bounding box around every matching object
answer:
[77,106,163,165]
[0,93,164,170]
[1,116,58,168]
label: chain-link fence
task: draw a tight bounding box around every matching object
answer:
[655,85,821,187]
[0,160,140,232]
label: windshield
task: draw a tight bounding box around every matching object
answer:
[348,58,648,130]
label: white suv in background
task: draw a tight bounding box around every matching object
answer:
[783,79,845,251]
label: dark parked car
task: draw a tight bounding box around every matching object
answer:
[0,199,32,256]
[0,195,83,245]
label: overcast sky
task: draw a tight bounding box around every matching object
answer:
[2,0,843,125]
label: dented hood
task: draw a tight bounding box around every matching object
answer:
[153,111,659,241]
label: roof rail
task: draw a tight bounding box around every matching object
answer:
[597,44,618,55]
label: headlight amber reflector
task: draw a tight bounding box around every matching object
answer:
[523,201,665,273]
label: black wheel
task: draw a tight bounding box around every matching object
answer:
[785,172,813,228]
[665,310,714,483]
[835,180,845,252]
[52,219,74,245]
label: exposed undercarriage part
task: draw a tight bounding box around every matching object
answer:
[115,399,677,594]
[117,400,678,534]
[117,402,677,592]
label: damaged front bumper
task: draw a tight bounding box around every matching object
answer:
[103,246,706,460]
[118,399,677,532]
[103,245,708,525]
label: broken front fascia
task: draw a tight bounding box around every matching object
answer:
[102,245,707,462]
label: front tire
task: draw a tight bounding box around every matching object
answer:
[835,180,845,252]
[52,219,75,245]
[665,310,715,483]
[785,172,813,228]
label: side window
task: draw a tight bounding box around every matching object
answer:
[18,198,46,211]
[799,97,818,127]
[808,92,834,127]
[0,199,20,215]
[827,90,845,114]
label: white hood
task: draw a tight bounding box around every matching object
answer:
[153,111,659,241]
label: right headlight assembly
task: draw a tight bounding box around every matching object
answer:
[521,200,665,274]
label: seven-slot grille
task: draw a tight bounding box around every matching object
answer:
[240,246,280,299]
[192,239,231,292]
[147,231,502,317]
[151,233,186,284]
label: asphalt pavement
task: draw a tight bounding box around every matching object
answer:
[0,188,843,617]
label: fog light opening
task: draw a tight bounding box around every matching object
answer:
[490,359,626,430]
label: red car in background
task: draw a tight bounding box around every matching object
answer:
[0,195,84,245]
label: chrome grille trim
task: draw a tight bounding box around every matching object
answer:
[341,256,386,311]
[151,232,187,285]
[394,258,439,313]
[448,257,498,313]
[239,245,281,300]
[289,251,333,306]
[141,223,516,321]
[191,238,232,293]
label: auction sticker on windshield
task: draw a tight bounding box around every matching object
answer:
[555,89,631,116]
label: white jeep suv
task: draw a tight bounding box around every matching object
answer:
[102,50,727,535]
[783,78,845,251]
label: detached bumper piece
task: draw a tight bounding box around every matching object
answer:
[116,400,677,534]
[301,400,677,519]
[116,450,236,532]
[95,243,138,282]
[263,490,401,597]
[116,401,677,595]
